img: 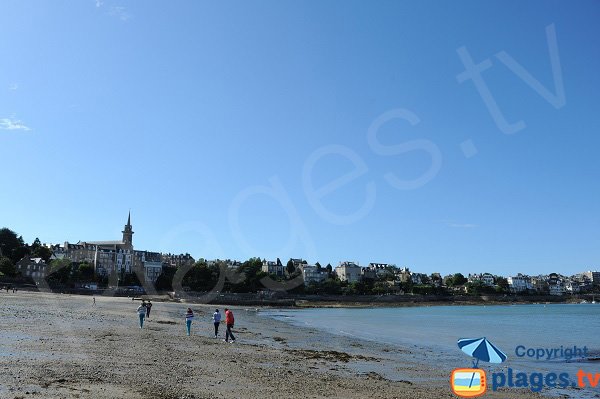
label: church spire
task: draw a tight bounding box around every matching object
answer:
[122,211,134,248]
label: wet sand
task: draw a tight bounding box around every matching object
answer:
[0,291,545,399]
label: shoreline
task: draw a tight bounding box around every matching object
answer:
[6,285,594,308]
[0,291,585,399]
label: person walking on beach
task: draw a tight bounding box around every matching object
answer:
[212,309,221,338]
[224,308,235,343]
[145,301,152,320]
[185,308,194,336]
[136,303,146,329]
[93,296,96,306]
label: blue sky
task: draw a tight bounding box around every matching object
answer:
[1,0,599,276]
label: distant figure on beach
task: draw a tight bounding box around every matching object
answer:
[212,309,221,338]
[146,301,152,319]
[224,308,235,343]
[136,303,146,329]
[185,308,194,336]
[93,297,96,306]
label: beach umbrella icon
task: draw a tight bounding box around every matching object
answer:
[458,337,507,388]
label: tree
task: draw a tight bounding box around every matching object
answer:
[495,277,509,291]
[182,261,219,291]
[446,273,467,287]
[430,273,443,287]
[122,272,142,286]
[401,278,414,293]
[286,259,296,275]
[30,238,52,263]
[0,256,16,277]
[0,228,28,263]
[326,263,333,275]
[315,262,322,271]
[31,238,42,249]
[155,266,177,291]
[47,259,74,287]
[79,262,95,281]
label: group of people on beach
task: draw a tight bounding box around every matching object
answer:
[136,301,236,342]
[185,307,236,342]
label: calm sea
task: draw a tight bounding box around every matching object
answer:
[261,304,600,388]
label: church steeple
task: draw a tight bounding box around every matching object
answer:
[122,211,134,248]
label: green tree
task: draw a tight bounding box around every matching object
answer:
[182,261,219,291]
[155,266,177,291]
[229,257,266,293]
[0,228,29,263]
[325,263,333,275]
[401,278,414,293]
[30,238,52,263]
[47,259,74,287]
[79,262,95,281]
[315,262,322,271]
[122,272,142,286]
[0,256,16,277]
[445,273,467,287]
[495,277,509,291]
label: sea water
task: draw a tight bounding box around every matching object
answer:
[262,304,600,396]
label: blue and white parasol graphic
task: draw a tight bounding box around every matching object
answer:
[458,337,507,388]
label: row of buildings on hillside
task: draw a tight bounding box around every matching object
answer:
[506,272,600,295]
[261,259,600,296]
[15,213,194,284]
[12,213,600,295]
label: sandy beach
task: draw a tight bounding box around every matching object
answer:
[0,292,546,399]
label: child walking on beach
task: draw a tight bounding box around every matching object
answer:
[185,308,194,336]
[136,303,146,329]
[212,309,221,338]
[146,301,152,319]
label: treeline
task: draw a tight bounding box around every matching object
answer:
[157,260,511,296]
[41,258,143,289]
[0,228,52,278]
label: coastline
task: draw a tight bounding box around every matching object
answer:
[0,291,573,398]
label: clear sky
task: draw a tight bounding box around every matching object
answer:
[1,0,599,276]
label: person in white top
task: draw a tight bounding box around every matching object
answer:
[136,303,146,329]
[185,308,194,336]
[212,309,222,338]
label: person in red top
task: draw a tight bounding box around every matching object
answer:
[224,308,235,343]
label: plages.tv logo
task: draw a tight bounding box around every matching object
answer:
[450,337,507,398]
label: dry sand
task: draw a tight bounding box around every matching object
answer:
[0,292,549,399]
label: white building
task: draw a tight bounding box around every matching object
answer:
[583,271,600,286]
[468,273,495,286]
[368,263,394,278]
[564,280,580,294]
[507,274,533,293]
[300,265,327,285]
[262,260,285,277]
[335,262,362,283]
